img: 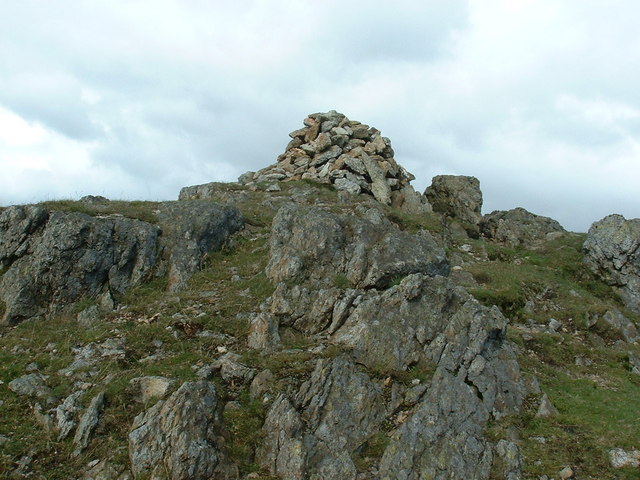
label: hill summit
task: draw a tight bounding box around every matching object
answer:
[0,112,639,479]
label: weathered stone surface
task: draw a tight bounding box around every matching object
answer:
[55,391,84,440]
[8,373,52,398]
[129,381,237,479]
[267,204,448,290]
[210,352,256,383]
[425,175,483,226]
[73,391,105,455]
[0,207,159,325]
[601,309,639,343]
[82,459,131,480]
[493,440,523,480]
[129,377,175,403]
[233,111,419,209]
[257,357,385,480]
[156,201,244,292]
[609,448,640,468]
[584,214,640,314]
[379,370,494,480]
[535,393,559,418]
[481,207,566,249]
[263,204,448,336]
[333,275,525,414]
[0,201,243,325]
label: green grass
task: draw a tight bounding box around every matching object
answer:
[385,209,443,234]
[493,327,640,479]
[466,233,633,327]
[37,199,161,224]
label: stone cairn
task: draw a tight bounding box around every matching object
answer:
[240,110,427,210]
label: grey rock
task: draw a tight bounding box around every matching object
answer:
[247,312,281,350]
[267,204,448,291]
[0,201,243,324]
[481,207,566,249]
[602,309,639,343]
[584,214,640,314]
[77,305,101,327]
[82,459,131,480]
[609,448,640,468]
[265,205,448,336]
[129,376,175,403]
[8,373,51,398]
[211,352,256,383]
[0,208,159,325]
[250,369,275,400]
[156,201,244,292]
[129,381,237,479]
[629,351,640,375]
[334,177,361,195]
[55,390,84,440]
[425,175,483,226]
[379,369,494,480]
[73,391,105,456]
[361,150,392,205]
[493,440,523,480]
[257,357,385,480]
[535,393,559,417]
[59,337,126,377]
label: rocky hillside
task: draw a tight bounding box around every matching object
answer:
[0,112,639,480]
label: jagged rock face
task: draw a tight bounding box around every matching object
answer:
[156,201,244,292]
[425,175,483,226]
[584,214,640,313]
[0,202,243,325]
[0,206,159,325]
[257,357,385,480]
[266,204,448,290]
[260,204,449,336]
[243,110,429,210]
[481,207,566,249]
[128,381,237,479]
[253,203,524,479]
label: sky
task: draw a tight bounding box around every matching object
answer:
[1,0,639,232]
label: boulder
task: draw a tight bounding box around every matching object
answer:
[73,391,105,456]
[156,201,244,292]
[481,207,566,249]
[256,357,385,480]
[583,214,640,314]
[266,204,448,290]
[0,207,159,325]
[128,381,237,479]
[0,201,243,325]
[262,204,448,336]
[425,175,483,226]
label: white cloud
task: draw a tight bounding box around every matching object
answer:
[0,0,639,231]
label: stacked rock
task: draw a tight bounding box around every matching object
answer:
[243,111,419,207]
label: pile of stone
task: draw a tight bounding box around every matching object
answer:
[242,110,426,209]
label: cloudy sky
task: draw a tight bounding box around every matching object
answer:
[1,0,639,232]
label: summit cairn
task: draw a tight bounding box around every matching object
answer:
[241,110,429,211]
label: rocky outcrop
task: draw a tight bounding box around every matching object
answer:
[254,204,448,338]
[0,202,243,325]
[156,201,244,291]
[256,356,386,480]
[128,381,237,479]
[266,204,448,290]
[584,214,640,314]
[425,175,483,226]
[238,110,429,212]
[481,207,565,249]
[251,201,524,479]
